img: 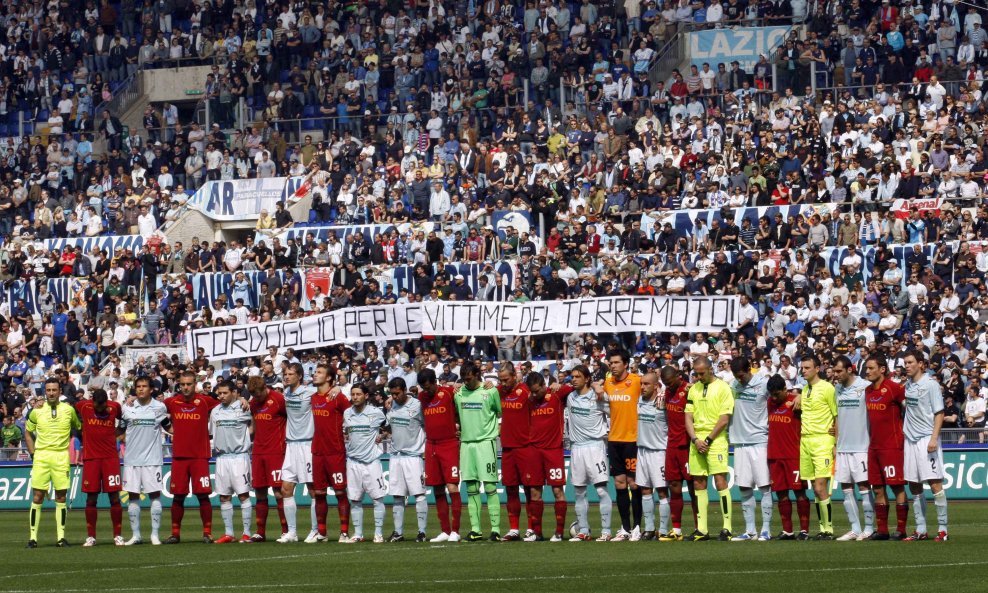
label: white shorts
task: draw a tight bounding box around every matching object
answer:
[346,459,387,501]
[636,448,667,489]
[215,455,252,496]
[734,444,770,489]
[570,444,609,487]
[388,455,426,497]
[904,439,944,483]
[281,441,313,484]
[122,465,163,494]
[835,451,869,484]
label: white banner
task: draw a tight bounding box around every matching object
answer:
[190,296,738,360]
[187,176,306,221]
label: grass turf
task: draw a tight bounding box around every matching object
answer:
[1,501,986,593]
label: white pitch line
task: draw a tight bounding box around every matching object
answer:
[5,583,323,593]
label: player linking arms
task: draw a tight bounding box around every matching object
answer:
[729,358,773,541]
[455,362,503,542]
[832,356,876,541]
[566,365,613,541]
[525,372,573,541]
[246,377,289,542]
[121,377,168,545]
[342,384,388,543]
[902,351,948,541]
[797,355,837,540]
[863,354,909,540]
[766,375,811,540]
[310,364,352,543]
[76,388,124,546]
[210,381,254,543]
[417,368,463,542]
[386,378,428,542]
[635,372,671,540]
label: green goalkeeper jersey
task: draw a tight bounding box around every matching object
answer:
[454,385,501,443]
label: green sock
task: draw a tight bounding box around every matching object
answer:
[820,498,832,533]
[29,502,42,541]
[485,484,501,533]
[467,484,482,533]
[695,488,709,534]
[55,502,66,541]
[718,489,733,532]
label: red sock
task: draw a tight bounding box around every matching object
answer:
[778,496,793,533]
[276,498,288,534]
[796,497,811,532]
[109,500,123,537]
[896,503,909,534]
[669,490,684,529]
[450,492,462,533]
[876,503,889,534]
[435,492,451,534]
[506,489,521,531]
[198,499,213,536]
[337,495,350,534]
[85,501,98,538]
[315,495,328,536]
[171,502,185,537]
[554,500,567,536]
[256,498,269,537]
[529,500,544,535]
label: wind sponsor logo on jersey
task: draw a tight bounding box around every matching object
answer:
[255,413,275,420]
[609,394,633,402]
[174,412,202,420]
[85,417,115,427]
[532,406,556,416]
[769,413,793,423]
[502,401,526,410]
[423,406,448,416]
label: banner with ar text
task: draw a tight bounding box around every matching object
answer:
[189,295,739,360]
[892,197,944,220]
[689,25,791,72]
[40,235,145,259]
[188,176,307,221]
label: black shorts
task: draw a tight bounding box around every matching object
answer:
[607,441,638,477]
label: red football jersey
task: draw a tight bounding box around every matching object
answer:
[498,382,532,448]
[312,390,350,456]
[75,400,122,460]
[866,378,906,450]
[420,385,458,442]
[530,384,573,449]
[768,393,801,460]
[664,382,689,448]
[164,394,219,459]
[250,389,288,456]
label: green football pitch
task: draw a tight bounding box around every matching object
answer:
[1,502,986,593]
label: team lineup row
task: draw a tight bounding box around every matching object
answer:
[22,349,947,547]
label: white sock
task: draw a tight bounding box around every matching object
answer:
[913,493,927,534]
[284,496,298,535]
[860,488,875,532]
[596,485,612,535]
[128,501,141,538]
[759,486,773,534]
[351,501,364,538]
[241,499,253,537]
[393,498,406,535]
[574,486,589,535]
[373,498,385,537]
[310,499,317,534]
[934,490,948,533]
[415,494,428,534]
[658,497,670,535]
[221,501,234,537]
[150,498,162,538]
[741,488,756,535]
[642,492,655,531]
[842,488,861,534]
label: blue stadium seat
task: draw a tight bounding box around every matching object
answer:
[37,110,49,122]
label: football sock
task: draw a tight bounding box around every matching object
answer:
[740,488,755,535]
[778,496,793,533]
[896,502,909,533]
[466,481,482,533]
[596,485,612,535]
[861,489,875,533]
[55,501,66,541]
[197,496,213,535]
[817,498,833,534]
[695,488,709,534]
[393,498,406,536]
[484,483,501,533]
[669,489,684,530]
[255,498,269,536]
[876,502,889,534]
[415,494,428,534]
[110,498,123,537]
[283,495,297,535]
[85,497,98,538]
[658,496,670,534]
[350,501,363,538]
[314,494,328,536]
[450,492,462,534]
[642,492,655,532]
[506,488,521,531]
[372,498,385,538]
[631,487,643,530]
[554,500,567,535]
[29,502,41,541]
[615,487,631,532]
[221,501,234,537]
[796,497,811,532]
[150,498,162,538]
[337,494,350,534]
[934,490,948,532]
[529,499,544,534]
[718,489,732,532]
[842,488,861,534]
[276,498,288,534]
[309,500,317,535]
[758,486,773,534]
[435,492,451,534]
[913,493,928,534]
[241,499,253,537]
[128,500,141,538]
[171,497,185,536]
[574,486,589,535]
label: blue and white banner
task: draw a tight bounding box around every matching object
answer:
[258,221,438,248]
[491,210,532,240]
[187,270,304,310]
[188,176,306,221]
[689,25,791,72]
[40,235,145,258]
[4,278,89,315]
[641,204,838,241]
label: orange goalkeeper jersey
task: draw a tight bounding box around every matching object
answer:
[604,373,642,443]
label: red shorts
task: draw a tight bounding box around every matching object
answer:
[769,458,805,492]
[868,448,905,486]
[665,446,690,482]
[424,440,460,486]
[81,457,122,493]
[170,458,212,495]
[501,447,541,487]
[532,447,566,487]
[251,454,285,489]
[312,453,347,491]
